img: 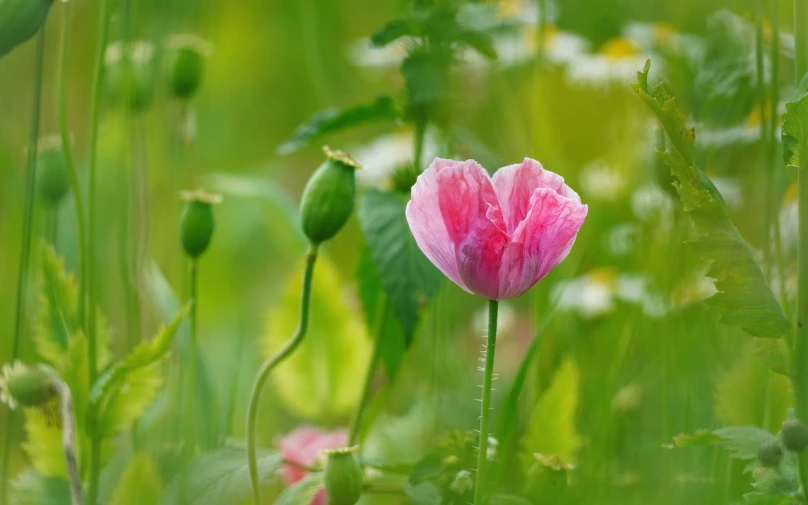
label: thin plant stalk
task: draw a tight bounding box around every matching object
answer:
[755,3,772,278]
[349,295,389,445]
[57,0,87,331]
[0,26,47,502]
[178,259,200,503]
[247,244,319,505]
[473,299,499,505]
[53,378,82,505]
[791,0,808,500]
[86,0,112,503]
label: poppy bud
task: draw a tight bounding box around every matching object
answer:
[324,448,363,505]
[164,34,212,100]
[524,453,573,503]
[299,146,360,244]
[758,440,784,468]
[0,0,51,58]
[36,135,70,205]
[0,362,57,410]
[105,41,156,113]
[179,189,222,259]
[782,419,808,453]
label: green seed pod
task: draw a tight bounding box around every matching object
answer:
[524,453,572,503]
[324,448,363,505]
[758,439,784,468]
[0,362,57,409]
[0,0,51,59]
[783,419,808,453]
[165,34,212,100]
[300,146,360,244]
[105,41,156,113]
[36,135,70,205]
[179,190,222,259]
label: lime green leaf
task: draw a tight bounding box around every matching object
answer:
[755,339,789,377]
[277,96,399,155]
[632,61,790,339]
[665,426,776,461]
[97,365,162,439]
[23,406,65,477]
[781,74,808,169]
[404,482,441,505]
[356,245,407,376]
[358,190,443,344]
[108,453,163,505]
[10,469,70,505]
[521,356,581,466]
[263,257,371,419]
[666,429,723,448]
[158,449,282,505]
[275,472,325,505]
[371,18,420,47]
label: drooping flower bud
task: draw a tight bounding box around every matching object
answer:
[36,135,70,206]
[299,147,361,244]
[164,34,212,100]
[782,419,808,453]
[524,453,573,503]
[105,41,156,113]
[758,440,784,468]
[324,447,363,505]
[0,362,57,410]
[179,189,222,259]
[0,0,51,59]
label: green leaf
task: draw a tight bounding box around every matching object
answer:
[277,96,399,155]
[263,256,371,419]
[666,429,723,448]
[755,338,789,377]
[632,61,790,339]
[751,451,800,496]
[370,18,420,47]
[403,482,441,505]
[10,469,70,505]
[521,356,581,466]
[455,29,496,59]
[23,406,66,477]
[356,245,407,376]
[744,493,798,505]
[93,304,190,436]
[109,453,163,505]
[781,74,808,169]
[358,190,443,344]
[275,472,325,505]
[665,426,776,461]
[158,449,281,505]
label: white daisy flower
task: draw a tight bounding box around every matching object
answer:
[350,128,440,189]
[564,36,651,87]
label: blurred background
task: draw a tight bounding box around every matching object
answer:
[0,0,801,503]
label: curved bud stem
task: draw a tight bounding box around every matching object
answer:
[474,299,499,505]
[247,243,319,505]
[53,378,82,505]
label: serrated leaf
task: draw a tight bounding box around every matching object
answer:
[371,18,420,47]
[781,74,808,169]
[356,245,407,376]
[521,356,581,466]
[713,426,776,460]
[108,453,163,505]
[358,190,443,344]
[97,364,163,439]
[263,256,370,419]
[159,449,281,505]
[23,406,66,477]
[10,469,70,505]
[275,472,325,505]
[277,96,399,155]
[632,61,790,339]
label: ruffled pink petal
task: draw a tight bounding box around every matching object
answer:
[311,489,328,505]
[492,158,581,233]
[433,159,509,299]
[279,427,348,485]
[406,159,471,293]
[498,187,588,299]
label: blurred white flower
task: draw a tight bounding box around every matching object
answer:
[104,40,155,65]
[552,269,668,319]
[564,36,650,87]
[630,183,674,224]
[578,160,628,202]
[472,301,517,339]
[623,21,704,62]
[347,37,411,70]
[350,129,440,189]
[670,274,717,308]
[605,223,639,256]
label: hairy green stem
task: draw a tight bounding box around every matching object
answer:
[247,244,319,505]
[0,26,47,502]
[349,295,389,445]
[86,0,111,503]
[53,378,82,505]
[793,0,808,501]
[474,299,499,505]
[57,0,87,331]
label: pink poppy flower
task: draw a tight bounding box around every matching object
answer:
[279,426,348,505]
[406,158,587,300]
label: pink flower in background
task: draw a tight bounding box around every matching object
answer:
[406,158,588,300]
[279,426,348,505]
